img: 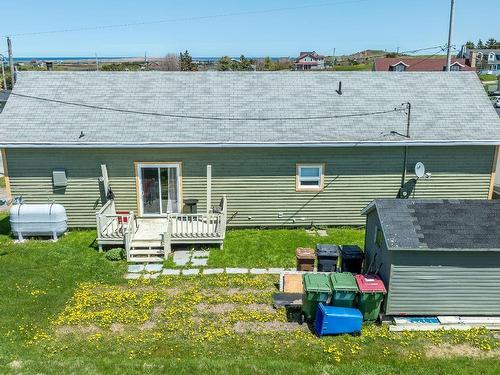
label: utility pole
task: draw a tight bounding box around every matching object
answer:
[400,102,411,190]
[445,0,455,71]
[0,54,7,90]
[7,37,15,87]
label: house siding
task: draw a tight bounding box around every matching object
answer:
[387,251,500,316]
[4,145,494,228]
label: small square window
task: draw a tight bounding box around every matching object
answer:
[296,164,324,191]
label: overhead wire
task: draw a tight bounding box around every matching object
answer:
[5,91,406,121]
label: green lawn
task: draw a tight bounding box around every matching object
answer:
[0,217,499,374]
[208,227,364,268]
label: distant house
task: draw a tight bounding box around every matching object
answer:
[374,57,474,72]
[458,46,500,75]
[294,51,325,70]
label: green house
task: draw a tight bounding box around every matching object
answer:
[362,199,500,316]
[0,71,498,260]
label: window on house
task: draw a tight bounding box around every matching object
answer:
[392,63,406,72]
[375,227,384,248]
[450,64,460,71]
[296,164,324,191]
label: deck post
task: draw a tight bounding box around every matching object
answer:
[164,221,172,258]
[206,164,212,214]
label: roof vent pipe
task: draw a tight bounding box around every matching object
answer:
[336,81,342,95]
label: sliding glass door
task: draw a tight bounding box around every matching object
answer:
[138,163,181,215]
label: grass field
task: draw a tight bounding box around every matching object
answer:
[0,217,499,374]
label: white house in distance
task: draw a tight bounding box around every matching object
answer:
[458,46,500,75]
[294,51,325,70]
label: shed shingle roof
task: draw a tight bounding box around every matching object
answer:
[0,71,498,147]
[362,199,500,250]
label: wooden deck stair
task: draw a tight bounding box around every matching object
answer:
[128,238,164,263]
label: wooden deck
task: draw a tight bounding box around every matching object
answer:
[96,196,227,262]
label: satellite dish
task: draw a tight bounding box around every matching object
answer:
[415,162,426,178]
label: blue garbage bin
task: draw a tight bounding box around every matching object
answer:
[314,303,363,336]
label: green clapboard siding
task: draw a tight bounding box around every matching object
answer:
[387,251,500,316]
[5,146,495,228]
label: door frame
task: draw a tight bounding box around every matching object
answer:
[134,162,183,216]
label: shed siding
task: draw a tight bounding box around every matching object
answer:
[387,251,500,315]
[5,146,494,227]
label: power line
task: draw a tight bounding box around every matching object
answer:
[404,46,447,69]
[2,0,371,38]
[6,91,406,121]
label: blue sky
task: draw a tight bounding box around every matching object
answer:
[0,0,497,57]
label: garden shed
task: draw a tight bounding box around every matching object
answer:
[362,199,500,316]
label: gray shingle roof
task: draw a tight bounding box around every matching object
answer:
[363,199,500,250]
[0,71,498,147]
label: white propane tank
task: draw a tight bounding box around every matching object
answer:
[9,203,68,241]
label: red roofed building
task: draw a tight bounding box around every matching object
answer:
[294,51,325,70]
[374,57,474,72]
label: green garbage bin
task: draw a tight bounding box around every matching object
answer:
[302,273,332,323]
[330,272,359,308]
[355,274,387,321]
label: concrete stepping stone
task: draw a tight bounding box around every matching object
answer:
[250,268,268,274]
[182,268,200,276]
[192,250,210,258]
[203,268,224,275]
[268,268,285,274]
[162,269,181,276]
[145,264,163,273]
[173,251,190,266]
[125,273,141,280]
[128,264,145,273]
[226,267,249,274]
[317,229,328,237]
[191,258,208,266]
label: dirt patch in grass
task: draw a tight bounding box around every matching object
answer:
[139,305,164,330]
[196,303,274,314]
[110,323,125,333]
[233,321,307,333]
[56,324,101,336]
[425,344,500,359]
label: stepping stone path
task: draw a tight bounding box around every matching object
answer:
[124,249,295,278]
[191,258,208,266]
[203,268,224,275]
[182,268,200,276]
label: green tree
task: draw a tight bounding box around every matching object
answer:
[477,39,485,49]
[179,50,197,71]
[465,41,475,49]
[486,38,499,48]
[217,56,232,71]
[263,57,274,71]
[239,55,253,71]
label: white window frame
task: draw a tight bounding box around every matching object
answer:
[135,162,183,216]
[296,164,325,192]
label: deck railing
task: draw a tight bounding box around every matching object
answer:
[124,211,136,261]
[97,195,227,257]
[96,200,134,244]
